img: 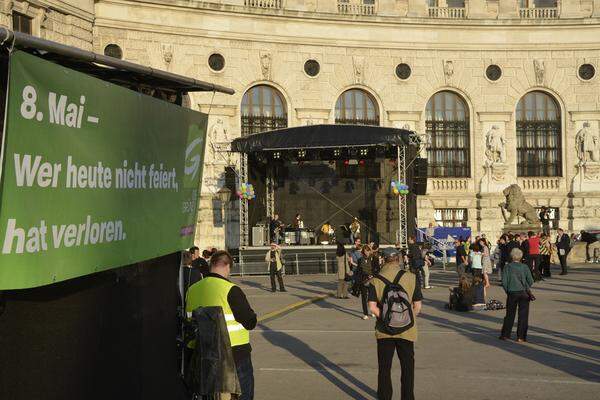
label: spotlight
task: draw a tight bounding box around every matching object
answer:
[343,160,350,166]
[333,149,341,157]
[359,148,368,157]
[297,149,307,159]
[359,159,366,166]
[273,151,281,159]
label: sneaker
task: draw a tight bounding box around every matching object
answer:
[516,338,527,343]
[362,315,369,320]
[424,286,433,289]
[280,289,287,292]
[499,336,509,341]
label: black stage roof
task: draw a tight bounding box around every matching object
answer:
[231,124,415,153]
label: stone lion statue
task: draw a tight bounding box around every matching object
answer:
[499,184,540,225]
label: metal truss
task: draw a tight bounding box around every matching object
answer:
[397,145,408,248]
[239,153,249,247]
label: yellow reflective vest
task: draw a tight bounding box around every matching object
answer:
[185,276,250,347]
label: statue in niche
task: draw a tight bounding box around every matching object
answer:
[575,121,600,163]
[499,184,541,226]
[208,118,230,164]
[260,52,272,80]
[484,125,506,165]
[534,60,545,85]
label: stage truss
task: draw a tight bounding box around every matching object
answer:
[235,145,411,248]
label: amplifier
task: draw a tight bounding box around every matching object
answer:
[252,226,268,247]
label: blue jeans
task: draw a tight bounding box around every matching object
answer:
[236,356,254,400]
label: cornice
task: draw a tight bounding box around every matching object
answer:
[94,0,600,50]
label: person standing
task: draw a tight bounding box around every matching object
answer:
[527,231,541,281]
[358,245,374,320]
[555,228,571,275]
[500,248,534,343]
[350,217,361,243]
[455,238,468,276]
[539,207,551,236]
[185,251,257,400]
[336,242,351,299]
[265,243,286,292]
[479,238,492,286]
[368,248,422,400]
[539,233,552,278]
[407,236,425,288]
[469,243,483,278]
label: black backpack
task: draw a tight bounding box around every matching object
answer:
[375,271,415,335]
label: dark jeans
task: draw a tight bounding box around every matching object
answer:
[501,291,530,340]
[456,263,466,276]
[377,338,415,400]
[236,356,254,400]
[528,254,541,280]
[269,263,285,291]
[361,284,369,316]
[539,254,551,277]
[559,254,568,274]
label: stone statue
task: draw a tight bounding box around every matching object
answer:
[208,118,230,164]
[353,56,364,84]
[575,121,600,163]
[443,60,454,81]
[260,52,272,79]
[534,60,545,85]
[498,184,541,226]
[484,125,506,165]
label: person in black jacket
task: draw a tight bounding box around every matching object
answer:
[556,228,571,275]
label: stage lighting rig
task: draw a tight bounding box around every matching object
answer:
[273,151,281,159]
[297,149,307,159]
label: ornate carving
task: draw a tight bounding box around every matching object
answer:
[575,121,600,163]
[260,52,272,80]
[484,125,506,165]
[534,59,545,85]
[443,60,454,82]
[161,44,173,64]
[352,56,364,84]
[499,184,541,226]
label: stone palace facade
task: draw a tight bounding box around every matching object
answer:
[3,0,600,249]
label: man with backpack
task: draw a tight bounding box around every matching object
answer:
[368,248,423,400]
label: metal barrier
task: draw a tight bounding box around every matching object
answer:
[231,249,339,276]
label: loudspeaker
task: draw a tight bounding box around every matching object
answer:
[413,158,428,195]
[252,226,268,247]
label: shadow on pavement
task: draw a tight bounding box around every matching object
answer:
[258,325,377,399]
[421,298,600,383]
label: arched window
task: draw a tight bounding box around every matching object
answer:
[425,91,470,177]
[241,85,287,136]
[516,91,561,177]
[335,89,379,126]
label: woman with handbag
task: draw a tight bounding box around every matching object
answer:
[500,247,534,343]
[336,242,352,299]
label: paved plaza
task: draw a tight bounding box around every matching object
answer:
[232,264,600,400]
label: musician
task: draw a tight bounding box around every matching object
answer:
[269,214,284,245]
[293,214,304,245]
[320,221,335,245]
[350,218,361,243]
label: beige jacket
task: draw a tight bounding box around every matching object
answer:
[265,248,283,271]
[336,254,351,280]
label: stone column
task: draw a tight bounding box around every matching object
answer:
[594,0,600,17]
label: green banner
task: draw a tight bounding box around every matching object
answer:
[0,51,207,289]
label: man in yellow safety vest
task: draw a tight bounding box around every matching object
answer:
[186,250,257,400]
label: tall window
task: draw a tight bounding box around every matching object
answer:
[241,85,287,136]
[425,91,470,177]
[516,91,561,177]
[12,12,32,34]
[335,89,379,126]
[434,208,468,227]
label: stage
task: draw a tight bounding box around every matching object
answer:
[229,124,427,252]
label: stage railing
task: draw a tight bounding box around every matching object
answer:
[232,249,339,276]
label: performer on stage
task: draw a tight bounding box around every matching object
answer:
[292,214,304,245]
[269,214,284,245]
[350,217,361,243]
[320,221,335,245]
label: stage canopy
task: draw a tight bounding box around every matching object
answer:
[230,124,415,153]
